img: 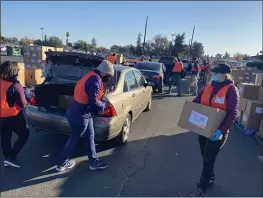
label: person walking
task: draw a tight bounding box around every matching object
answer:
[56,60,115,172]
[107,53,117,64]
[189,59,201,96]
[167,58,183,96]
[0,61,29,168]
[190,63,239,197]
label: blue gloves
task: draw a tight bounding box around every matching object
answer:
[210,129,223,141]
[97,101,106,115]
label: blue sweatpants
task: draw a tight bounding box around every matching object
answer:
[58,114,98,165]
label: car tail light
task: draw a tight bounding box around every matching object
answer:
[152,75,161,79]
[29,96,38,106]
[102,101,117,117]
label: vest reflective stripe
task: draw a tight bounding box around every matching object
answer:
[192,64,201,72]
[200,83,232,111]
[0,80,22,118]
[107,56,116,64]
[74,71,104,104]
[172,62,183,72]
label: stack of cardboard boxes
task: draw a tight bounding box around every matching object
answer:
[232,67,259,86]
[238,73,263,136]
[23,45,63,86]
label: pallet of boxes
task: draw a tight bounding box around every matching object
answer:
[237,72,263,137]
[23,45,63,87]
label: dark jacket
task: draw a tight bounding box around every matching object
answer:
[67,69,105,119]
[193,79,240,134]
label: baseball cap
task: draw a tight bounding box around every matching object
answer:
[210,63,231,74]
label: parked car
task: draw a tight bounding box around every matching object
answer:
[24,52,153,144]
[134,61,165,93]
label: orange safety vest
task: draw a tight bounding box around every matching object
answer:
[74,71,104,104]
[107,56,116,64]
[192,64,201,72]
[172,62,183,72]
[0,79,22,118]
[201,83,232,111]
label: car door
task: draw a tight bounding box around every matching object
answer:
[132,70,148,112]
[123,70,141,119]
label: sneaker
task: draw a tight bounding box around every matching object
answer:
[190,187,205,197]
[56,159,76,172]
[89,159,108,171]
[3,163,9,167]
[3,158,21,168]
[197,175,215,188]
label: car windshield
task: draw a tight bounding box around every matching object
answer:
[134,63,160,71]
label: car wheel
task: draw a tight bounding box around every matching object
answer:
[144,93,152,112]
[115,114,132,144]
[158,81,163,93]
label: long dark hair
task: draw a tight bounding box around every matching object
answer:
[0,61,19,81]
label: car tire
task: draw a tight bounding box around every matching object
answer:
[115,114,132,144]
[158,81,163,93]
[144,93,152,112]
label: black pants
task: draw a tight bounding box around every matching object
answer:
[0,111,30,160]
[198,134,228,192]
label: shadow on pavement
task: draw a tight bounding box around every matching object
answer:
[1,126,262,197]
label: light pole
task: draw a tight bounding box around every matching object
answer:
[170,33,175,56]
[142,16,148,55]
[40,28,44,46]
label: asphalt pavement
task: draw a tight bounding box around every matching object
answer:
[1,86,263,197]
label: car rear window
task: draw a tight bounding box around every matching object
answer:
[134,63,160,71]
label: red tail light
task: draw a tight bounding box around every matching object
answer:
[152,75,161,79]
[103,101,117,117]
[29,96,38,106]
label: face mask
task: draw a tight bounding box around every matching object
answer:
[102,75,111,82]
[212,74,224,82]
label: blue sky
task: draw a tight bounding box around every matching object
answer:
[1,1,262,56]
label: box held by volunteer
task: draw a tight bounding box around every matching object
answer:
[238,83,259,100]
[244,99,263,116]
[178,101,226,138]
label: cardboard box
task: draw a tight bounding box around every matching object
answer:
[239,97,247,112]
[17,62,25,87]
[241,112,262,130]
[245,99,263,116]
[178,101,226,138]
[25,68,44,86]
[238,83,260,100]
[255,73,263,86]
[257,87,263,102]
[259,118,263,138]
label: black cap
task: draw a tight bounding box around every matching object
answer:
[210,63,231,74]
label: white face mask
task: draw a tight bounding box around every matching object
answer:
[212,74,224,82]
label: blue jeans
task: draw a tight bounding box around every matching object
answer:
[58,115,98,165]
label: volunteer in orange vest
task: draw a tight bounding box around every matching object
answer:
[189,59,201,96]
[56,60,115,172]
[167,58,183,96]
[0,61,29,168]
[190,63,239,197]
[107,53,117,64]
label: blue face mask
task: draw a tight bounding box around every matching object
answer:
[212,74,223,82]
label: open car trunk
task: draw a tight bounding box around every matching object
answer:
[34,83,76,113]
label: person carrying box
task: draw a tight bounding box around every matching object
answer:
[189,63,240,197]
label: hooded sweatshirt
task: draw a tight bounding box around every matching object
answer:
[193,79,240,134]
